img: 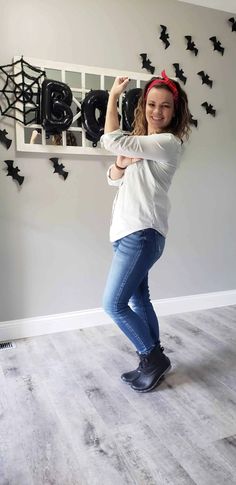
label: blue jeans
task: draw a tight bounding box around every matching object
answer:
[102,229,165,355]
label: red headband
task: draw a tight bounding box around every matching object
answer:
[145,70,179,104]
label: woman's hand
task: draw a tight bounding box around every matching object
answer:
[109,77,130,98]
[116,155,142,169]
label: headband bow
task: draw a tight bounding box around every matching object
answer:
[145,70,179,104]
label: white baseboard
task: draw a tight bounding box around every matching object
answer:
[0,289,235,342]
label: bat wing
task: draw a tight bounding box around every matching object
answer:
[140,53,148,68]
[190,115,198,127]
[160,32,167,40]
[143,60,151,68]
[57,164,69,180]
[50,157,59,168]
[210,107,216,116]
[142,58,155,74]
[15,174,24,185]
[0,129,12,149]
[160,25,167,32]
[62,171,69,180]
[4,160,14,169]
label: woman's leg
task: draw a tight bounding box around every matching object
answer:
[102,229,165,355]
[129,273,160,347]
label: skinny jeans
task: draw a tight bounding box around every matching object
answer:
[102,228,165,355]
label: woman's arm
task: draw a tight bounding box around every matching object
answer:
[109,162,125,181]
[101,129,181,165]
[108,155,141,181]
[104,77,130,134]
[103,76,181,166]
[104,93,120,133]
[30,129,41,144]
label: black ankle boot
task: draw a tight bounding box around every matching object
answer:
[121,346,165,384]
[121,352,142,383]
[130,345,171,393]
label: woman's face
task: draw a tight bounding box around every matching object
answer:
[145,87,175,134]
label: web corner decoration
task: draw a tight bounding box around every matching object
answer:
[0,57,45,125]
[0,56,74,136]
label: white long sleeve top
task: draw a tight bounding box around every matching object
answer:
[100,129,183,242]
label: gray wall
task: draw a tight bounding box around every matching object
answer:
[0,0,236,322]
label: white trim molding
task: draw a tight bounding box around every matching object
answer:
[0,290,235,343]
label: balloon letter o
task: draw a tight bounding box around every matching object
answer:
[122,88,142,132]
[81,90,108,146]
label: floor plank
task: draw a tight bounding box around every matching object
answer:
[0,304,236,484]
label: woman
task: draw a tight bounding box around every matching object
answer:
[101,71,191,393]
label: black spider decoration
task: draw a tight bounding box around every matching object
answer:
[0,56,45,124]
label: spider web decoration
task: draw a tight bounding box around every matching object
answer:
[0,57,45,125]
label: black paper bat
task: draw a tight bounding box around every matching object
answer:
[189,114,198,128]
[0,129,12,149]
[197,71,213,88]
[172,63,187,84]
[140,53,155,74]
[201,102,216,117]
[185,36,198,56]
[228,17,236,32]
[159,25,170,49]
[209,36,224,55]
[4,160,24,185]
[50,157,68,180]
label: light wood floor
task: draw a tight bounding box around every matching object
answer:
[0,305,236,485]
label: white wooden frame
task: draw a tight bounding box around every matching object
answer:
[13,56,151,156]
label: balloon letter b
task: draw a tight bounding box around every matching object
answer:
[41,79,73,134]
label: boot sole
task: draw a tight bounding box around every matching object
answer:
[131,364,172,393]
